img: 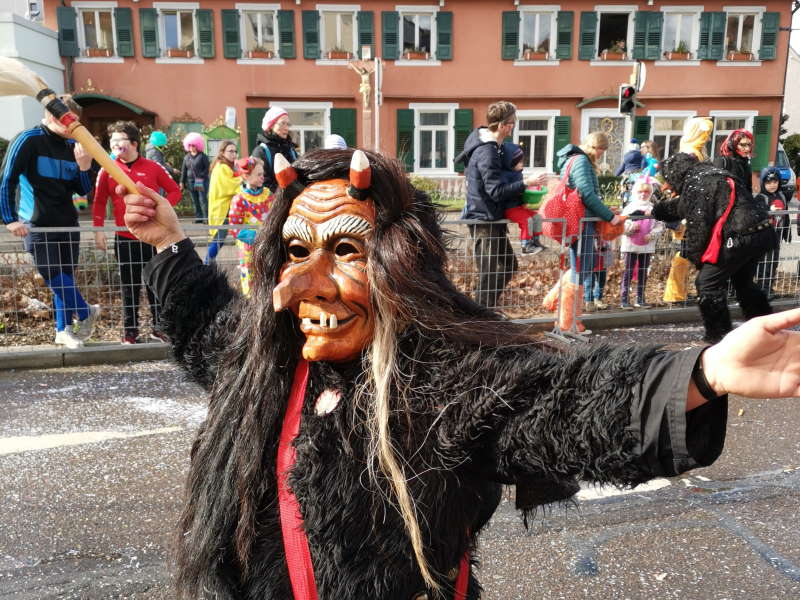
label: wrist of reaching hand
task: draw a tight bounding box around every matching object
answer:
[697,346,726,398]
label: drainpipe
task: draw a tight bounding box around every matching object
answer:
[61,0,75,92]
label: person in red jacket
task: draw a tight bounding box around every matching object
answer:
[93,121,181,344]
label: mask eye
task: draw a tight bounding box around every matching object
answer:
[335,241,360,257]
[287,244,310,259]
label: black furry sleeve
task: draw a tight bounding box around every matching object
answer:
[438,343,727,489]
[143,238,239,390]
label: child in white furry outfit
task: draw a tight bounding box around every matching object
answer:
[620,177,663,309]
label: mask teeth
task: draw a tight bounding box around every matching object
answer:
[329,314,338,329]
[302,317,312,327]
[319,312,327,328]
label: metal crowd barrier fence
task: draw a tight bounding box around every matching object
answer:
[2,213,800,349]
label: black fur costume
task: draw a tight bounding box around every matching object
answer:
[655,152,777,342]
[144,150,728,599]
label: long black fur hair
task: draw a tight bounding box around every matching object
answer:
[174,149,538,596]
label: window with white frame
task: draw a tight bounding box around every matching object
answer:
[320,9,357,56]
[160,8,196,55]
[597,9,633,58]
[515,118,551,168]
[75,3,116,56]
[652,117,689,160]
[416,110,451,170]
[520,11,556,58]
[242,9,277,55]
[286,108,327,154]
[661,12,697,57]
[401,10,434,57]
[712,116,750,156]
[724,11,758,55]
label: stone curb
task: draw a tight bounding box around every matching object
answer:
[1,300,796,371]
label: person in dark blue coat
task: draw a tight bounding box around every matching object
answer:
[456,101,546,308]
[614,138,645,176]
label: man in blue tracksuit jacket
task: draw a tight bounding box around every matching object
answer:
[0,95,99,348]
[456,100,546,308]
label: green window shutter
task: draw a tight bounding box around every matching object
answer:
[357,11,374,59]
[751,115,772,171]
[453,108,473,173]
[759,12,779,60]
[397,109,414,172]
[56,7,79,57]
[552,116,571,172]
[633,11,663,60]
[698,12,725,60]
[436,11,452,60]
[246,108,266,155]
[139,8,159,58]
[278,10,295,59]
[302,10,320,59]
[578,12,597,60]
[221,9,240,59]
[114,8,133,57]
[330,108,357,148]
[196,9,215,58]
[382,11,399,60]
[555,11,573,59]
[501,11,519,60]
[634,116,651,140]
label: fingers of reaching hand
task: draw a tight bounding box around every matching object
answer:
[755,308,800,335]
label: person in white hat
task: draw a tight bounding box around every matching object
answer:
[252,105,298,192]
[324,133,348,150]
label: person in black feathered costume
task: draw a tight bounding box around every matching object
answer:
[655,152,777,343]
[121,148,800,599]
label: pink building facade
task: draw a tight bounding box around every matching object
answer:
[45,0,792,176]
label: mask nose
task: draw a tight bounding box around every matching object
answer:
[273,250,338,312]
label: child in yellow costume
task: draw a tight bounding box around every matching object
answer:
[228,157,272,295]
[205,141,241,264]
[663,221,691,304]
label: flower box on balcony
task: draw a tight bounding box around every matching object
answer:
[327,50,353,60]
[726,50,754,61]
[403,50,429,60]
[663,51,692,61]
[522,49,549,61]
[600,50,627,61]
[85,47,112,57]
[248,49,274,59]
[166,48,193,58]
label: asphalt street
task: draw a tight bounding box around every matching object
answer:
[1,323,799,599]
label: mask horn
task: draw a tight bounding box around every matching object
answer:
[274,152,305,198]
[347,149,371,201]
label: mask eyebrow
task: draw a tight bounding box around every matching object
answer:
[318,215,373,242]
[282,216,314,242]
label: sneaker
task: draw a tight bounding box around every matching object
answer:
[634,301,652,309]
[575,322,592,335]
[55,329,84,349]
[620,302,634,310]
[594,300,609,310]
[149,330,169,343]
[522,244,544,256]
[584,301,596,313]
[74,304,100,341]
[121,333,141,345]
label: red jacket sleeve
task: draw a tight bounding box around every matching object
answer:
[92,169,110,227]
[156,162,182,206]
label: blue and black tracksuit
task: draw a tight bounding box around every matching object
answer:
[0,125,94,332]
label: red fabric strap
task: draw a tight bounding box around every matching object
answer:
[277,358,319,600]
[701,177,737,264]
[453,551,470,599]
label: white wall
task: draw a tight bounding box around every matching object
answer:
[0,12,64,141]
[784,47,800,136]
